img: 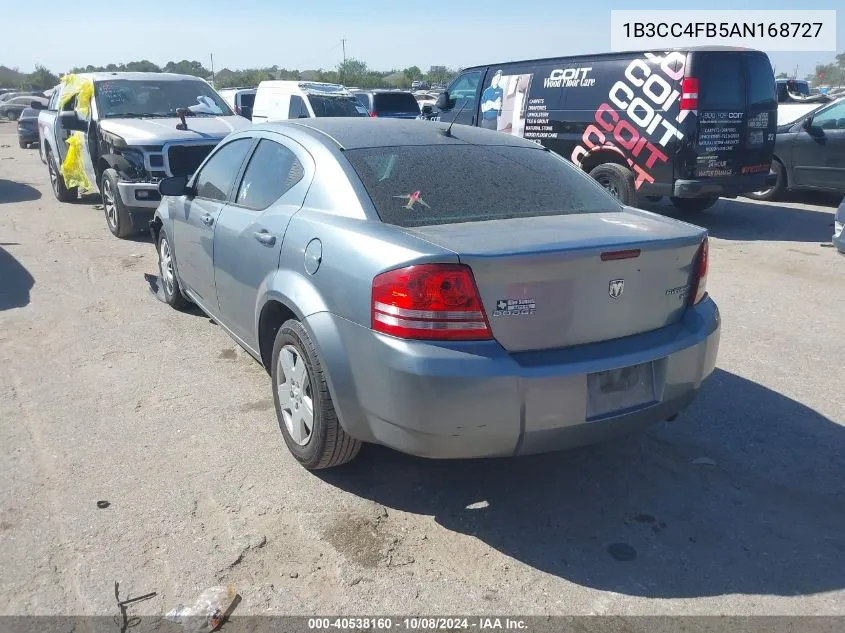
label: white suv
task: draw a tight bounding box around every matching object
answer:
[252,81,367,123]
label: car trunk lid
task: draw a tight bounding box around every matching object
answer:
[404,211,706,352]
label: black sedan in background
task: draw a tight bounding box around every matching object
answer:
[16,107,41,148]
[747,97,845,201]
[0,95,48,120]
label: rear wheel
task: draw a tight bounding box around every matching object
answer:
[46,148,78,203]
[744,160,786,202]
[589,163,639,206]
[101,168,134,239]
[271,319,361,470]
[670,196,719,212]
[18,139,28,149]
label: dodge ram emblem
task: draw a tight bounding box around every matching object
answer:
[608,279,624,299]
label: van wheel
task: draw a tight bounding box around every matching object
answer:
[46,148,78,203]
[670,196,719,212]
[744,160,785,202]
[101,169,135,239]
[589,163,638,206]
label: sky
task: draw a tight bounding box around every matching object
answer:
[0,0,841,78]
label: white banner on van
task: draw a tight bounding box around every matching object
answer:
[610,10,837,52]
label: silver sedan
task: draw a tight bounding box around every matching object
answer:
[151,118,720,469]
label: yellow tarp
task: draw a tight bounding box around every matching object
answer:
[61,132,93,192]
[56,74,95,192]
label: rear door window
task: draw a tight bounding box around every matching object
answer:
[373,92,420,114]
[308,95,366,117]
[696,53,745,111]
[746,55,776,108]
[235,139,305,210]
[344,144,616,228]
[239,93,255,108]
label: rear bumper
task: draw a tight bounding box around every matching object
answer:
[673,173,775,198]
[306,298,721,459]
[116,181,162,209]
[17,129,38,142]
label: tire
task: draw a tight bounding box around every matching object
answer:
[589,163,639,206]
[271,319,361,470]
[6,112,17,121]
[669,196,719,212]
[101,168,135,239]
[18,139,28,149]
[46,148,78,203]
[743,160,786,202]
[156,229,189,310]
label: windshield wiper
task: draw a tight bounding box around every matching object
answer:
[103,112,173,119]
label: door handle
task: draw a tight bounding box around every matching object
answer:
[253,230,276,246]
[200,213,214,226]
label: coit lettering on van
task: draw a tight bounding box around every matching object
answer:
[572,51,691,190]
[543,67,595,89]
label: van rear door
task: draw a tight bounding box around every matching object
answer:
[686,51,777,181]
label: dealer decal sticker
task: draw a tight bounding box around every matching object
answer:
[493,298,536,317]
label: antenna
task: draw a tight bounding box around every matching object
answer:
[440,98,469,137]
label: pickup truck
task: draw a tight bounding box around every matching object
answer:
[38,72,250,238]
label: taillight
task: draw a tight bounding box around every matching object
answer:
[235,105,241,114]
[369,111,377,117]
[689,238,709,305]
[680,77,699,111]
[371,264,491,341]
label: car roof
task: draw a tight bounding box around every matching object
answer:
[73,72,209,82]
[462,45,767,72]
[253,117,543,150]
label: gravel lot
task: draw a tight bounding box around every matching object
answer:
[1,120,843,619]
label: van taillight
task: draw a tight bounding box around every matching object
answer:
[371,264,491,341]
[369,111,377,117]
[689,238,709,306]
[680,77,699,111]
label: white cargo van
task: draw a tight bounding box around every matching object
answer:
[252,81,367,122]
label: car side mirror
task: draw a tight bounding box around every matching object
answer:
[159,175,192,197]
[58,110,88,131]
[803,116,824,136]
[435,91,451,110]
[30,101,46,110]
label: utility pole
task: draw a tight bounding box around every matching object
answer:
[342,39,346,63]
[210,54,215,87]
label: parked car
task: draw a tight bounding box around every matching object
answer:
[218,87,256,120]
[16,106,43,148]
[833,197,845,255]
[776,78,810,101]
[351,90,420,119]
[745,97,845,201]
[251,81,367,123]
[38,72,250,239]
[410,80,430,91]
[425,47,778,211]
[1,95,48,120]
[150,118,719,470]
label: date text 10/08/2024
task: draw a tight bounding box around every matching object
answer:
[307,617,529,630]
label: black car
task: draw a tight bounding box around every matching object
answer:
[17,107,42,148]
[351,90,421,119]
[746,97,845,201]
[1,95,48,120]
[426,47,778,211]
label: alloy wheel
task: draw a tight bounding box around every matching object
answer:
[276,344,314,446]
[102,178,117,228]
[159,238,175,297]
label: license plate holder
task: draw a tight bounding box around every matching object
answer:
[587,361,657,420]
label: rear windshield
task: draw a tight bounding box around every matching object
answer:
[695,52,776,111]
[345,145,617,228]
[697,53,745,111]
[239,93,255,108]
[309,95,366,117]
[746,55,776,108]
[373,92,420,114]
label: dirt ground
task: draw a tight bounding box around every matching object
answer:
[1,120,844,619]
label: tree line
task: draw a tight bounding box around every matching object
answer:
[0,58,459,91]
[776,52,845,87]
